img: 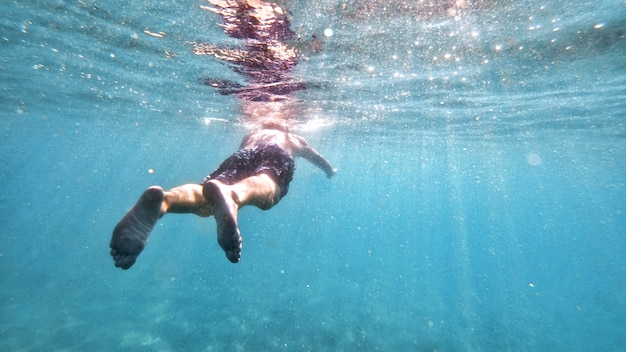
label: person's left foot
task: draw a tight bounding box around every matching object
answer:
[110,186,164,269]
[203,180,242,263]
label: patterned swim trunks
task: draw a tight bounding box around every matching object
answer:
[203,143,295,200]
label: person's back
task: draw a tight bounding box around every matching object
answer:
[241,129,337,177]
[241,129,307,155]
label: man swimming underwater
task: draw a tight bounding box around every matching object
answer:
[110,127,336,269]
[110,0,337,269]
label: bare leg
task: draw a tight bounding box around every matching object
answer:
[162,184,211,216]
[110,184,211,270]
[203,174,278,263]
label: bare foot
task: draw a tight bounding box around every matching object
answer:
[203,180,242,263]
[110,186,164,270]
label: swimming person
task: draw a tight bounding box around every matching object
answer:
[110,127,336,269]
[110,0,335,269]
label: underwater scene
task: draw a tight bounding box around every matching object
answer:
[1,0,625,351]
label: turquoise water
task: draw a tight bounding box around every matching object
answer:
[1,0,625,351]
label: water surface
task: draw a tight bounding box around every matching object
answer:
[1,0,625,351]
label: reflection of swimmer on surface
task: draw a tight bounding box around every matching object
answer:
[340,0,471,19]
[191,0,307,102]
[110,0,337,269]
[110,128,336,268]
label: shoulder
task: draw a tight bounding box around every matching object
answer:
[240,129,286,149]
[286,133,309,147]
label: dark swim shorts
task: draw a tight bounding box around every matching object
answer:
[203,143,295,200]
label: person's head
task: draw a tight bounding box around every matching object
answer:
[241,99,295,132]
[261,121,289,132]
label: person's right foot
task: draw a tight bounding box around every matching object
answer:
[110,186,164,270]
[203,180,242,263]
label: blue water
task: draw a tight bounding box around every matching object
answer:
[1,0,625,351]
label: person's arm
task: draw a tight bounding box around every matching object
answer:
[288,134,336,178]
[299,146,337,178]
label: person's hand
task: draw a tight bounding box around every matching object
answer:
[327,168,338,179]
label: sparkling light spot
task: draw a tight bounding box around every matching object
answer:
[526,152,542,166]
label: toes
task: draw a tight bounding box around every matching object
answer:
[110,243,137,269]
[220,233,242,263]
[226,250,240,263]
[218,234,241,262]
[114,255,136,270]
